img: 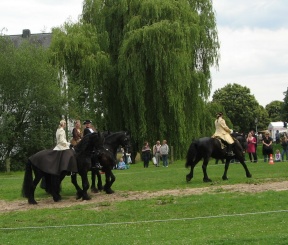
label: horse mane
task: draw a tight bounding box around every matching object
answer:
[74,132,103,154]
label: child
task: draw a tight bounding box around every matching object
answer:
[117,157,129,170]
[275,149,281,162]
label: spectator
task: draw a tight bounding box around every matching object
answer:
[246,132,257,163]
[275,149,281,162]
[275,130,280,144]
[281,136,288,161]
[117,157,130,170]
[142,141,151,168]
[160,140,169,167]
[153,140,161,167]
[262,131,273,162]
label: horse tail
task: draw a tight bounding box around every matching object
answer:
[22,160,33,198]
[185,140,198,168]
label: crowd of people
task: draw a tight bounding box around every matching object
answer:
[141,140,170,168]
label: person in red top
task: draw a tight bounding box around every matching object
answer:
[246,132,257,163]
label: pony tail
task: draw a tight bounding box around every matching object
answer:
[22,160,33,198]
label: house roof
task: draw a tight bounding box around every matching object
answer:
[8,29,52,48]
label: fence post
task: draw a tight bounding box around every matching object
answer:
[5,157,11,173]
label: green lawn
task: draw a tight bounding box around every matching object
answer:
[1,157,288,244]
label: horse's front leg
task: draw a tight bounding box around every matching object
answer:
[80,171,91,200]
[202,158,212,182]
[71,173,84,200]
[90,169,98,193]
[186,165,194,182]
[238,156,252,178]
[103,170,115,194]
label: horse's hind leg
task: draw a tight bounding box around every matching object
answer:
[222,158,230,180]
[186,155,202,182]
[202,158,212,182]
[91,169,103,193]
[238,157,252,178]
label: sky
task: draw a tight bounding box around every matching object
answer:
[1,0,287,107]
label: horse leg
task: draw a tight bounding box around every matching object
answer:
[96,169,103,191]
[71,173,84,200]
[90,169,98,193]
[51,174,62,202]
[202,158,212,182]
[103,170,115,194]
[80,171,91,200]
[222,158,230,180]
[238,156,252,178]
[186,155,202,182]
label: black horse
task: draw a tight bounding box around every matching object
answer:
[185,133,252,183]
[72,131,131,195]
[22,132,104,204]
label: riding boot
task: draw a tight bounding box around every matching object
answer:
[226,143,235,156]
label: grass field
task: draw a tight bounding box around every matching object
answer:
[1,156,288,244]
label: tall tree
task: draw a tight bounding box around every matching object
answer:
[212,83,263,133]
[282,87,288,123]
[81,0,219,158]
[0,37,63,170]
[50,22,110,128]
[265,101,283,122]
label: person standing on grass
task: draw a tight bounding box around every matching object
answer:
[246,132,257,163]
[281,136,288,161]
[262,131,273,162]
[160,140,169,167]
[153,140,161,167]
[142,141,151,168]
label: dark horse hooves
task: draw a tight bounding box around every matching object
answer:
[104,188,114,194]
[76,191,83,200]
[186,174,192,182]
[247,173,252,178]
[91,187,100,193]
[222,176,228,181]
[203,178,212,182]
[28,199,38,205]
[53,195,62,202]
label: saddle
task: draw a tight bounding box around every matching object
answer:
[212,136,226,149]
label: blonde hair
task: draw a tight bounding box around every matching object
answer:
[59,120,66,128]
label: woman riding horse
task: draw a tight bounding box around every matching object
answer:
[22,132,104,204]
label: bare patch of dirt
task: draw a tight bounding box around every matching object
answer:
[1,181,288,213]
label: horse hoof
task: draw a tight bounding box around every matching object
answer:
[82,194,91,201]
[247,174,252,178]
[186,175,192,182]
[91,187,99,193]
[76,192,83,200]
[53,195,62,202]
[106,190,114,194]
[28,199,38,205]
[203,178,212,182]
[222,176,228,181]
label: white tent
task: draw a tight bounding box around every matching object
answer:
[267,122,288,141]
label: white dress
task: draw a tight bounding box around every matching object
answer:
[53,127,70,150]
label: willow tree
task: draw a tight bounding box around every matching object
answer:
[49,22,110,128]
[81,0,219,158]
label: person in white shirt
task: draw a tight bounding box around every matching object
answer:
[53,120,70,150]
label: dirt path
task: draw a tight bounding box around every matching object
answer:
[1,181,288,213]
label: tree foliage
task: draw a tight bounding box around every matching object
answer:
[265,101,283,122]
[0,37,63,170]
[281,87,288,122]
[79,0,219,158]
[49,22,111,127]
